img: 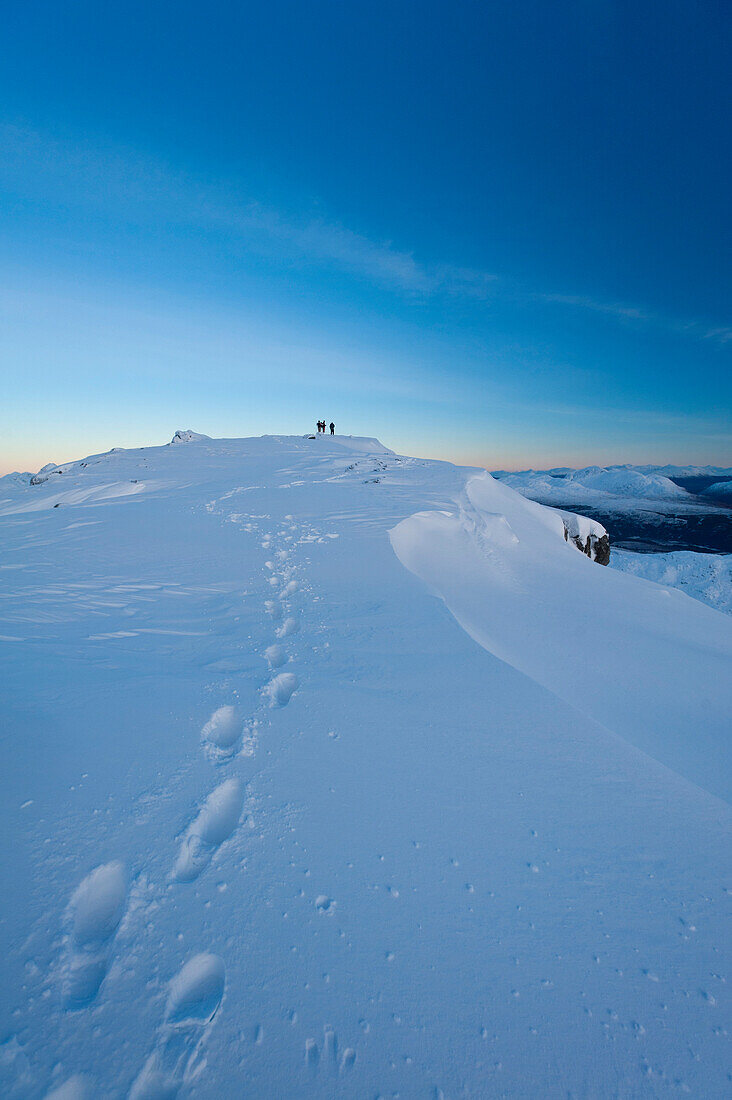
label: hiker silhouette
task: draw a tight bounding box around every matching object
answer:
[329,422,335,435]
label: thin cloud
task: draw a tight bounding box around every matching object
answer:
[1,124,728,344]
[701,325,732,344]
[537,291,731,347]
[539,293,648,321]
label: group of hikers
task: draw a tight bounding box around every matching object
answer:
[317,420,335,434]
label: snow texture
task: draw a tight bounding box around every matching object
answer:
[702,479,732,501]
[1,432,730,1098]
[611,548,732,615]
[170,430,212,445]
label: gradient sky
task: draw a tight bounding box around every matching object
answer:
[1,0,730,474]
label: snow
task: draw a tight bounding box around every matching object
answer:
[200,706,242,752]
[166,954,226,1023]
[555,507,606,543]
[172,779,245,883]
[263,670,299,707]
[0,479,155,516]
[1,433,730,1098]
[498,465,692,506]
[567,466,690,499]
[496,462,732,481]
[390,469,731,800]
[702,479,732,501]
[170,430,212,445]
[62,863,128,1009]
[631,464,732,478]
[611,548,732,615]
[67,862,128,948]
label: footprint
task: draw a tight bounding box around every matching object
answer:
[265,672,299,707]
[305,1027,355,1079]
[63,862,127,1008]
[201,706,241,757]
[264,600,282,621]
[167,954,226,1023]
[264,644,286,669]
[305,1038,319,1069]
[129,954,226,1099]
[282,580,298,596]
[276,616,299,639]
[324,1025,338,1063]
[173,779,244,883]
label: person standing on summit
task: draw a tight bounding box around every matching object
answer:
[330,422,335,435]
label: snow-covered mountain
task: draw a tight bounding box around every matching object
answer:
[1,434,730,1098]
[493,463,732,483]
[702,479,732,502]
[496,465,693,505]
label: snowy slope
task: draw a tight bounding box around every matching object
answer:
[702,480,732,502]
[610,549,732,616]
[1,434,730,1099]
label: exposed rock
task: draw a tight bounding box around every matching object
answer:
[560,509,610,565]
[568,530,610,565]
[170,430,211,444]
[30,463,63,485]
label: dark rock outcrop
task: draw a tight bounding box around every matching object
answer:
[561,513,610,565]
[568,530,610,565]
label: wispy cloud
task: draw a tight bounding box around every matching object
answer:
[539,293,648,321]
[537,291,732,346]
[1,123,729,345]
[699,325,732,344]
[204,200,499,298]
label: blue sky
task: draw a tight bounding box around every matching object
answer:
[1,0,730,473]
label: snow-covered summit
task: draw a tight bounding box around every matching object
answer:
[1,433,730,1098]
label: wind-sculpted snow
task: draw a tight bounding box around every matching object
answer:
[1,432,730,1098]
[391,470,732,801]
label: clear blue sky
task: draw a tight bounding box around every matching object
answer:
[1,0,730,473]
